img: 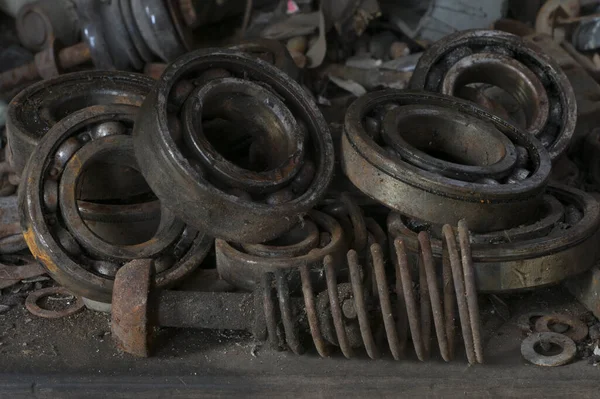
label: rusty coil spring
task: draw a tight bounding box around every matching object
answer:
[261,220,483,364]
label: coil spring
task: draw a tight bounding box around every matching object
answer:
[261,219,483,364]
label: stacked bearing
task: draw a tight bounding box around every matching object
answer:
[133,50,335,283]
[342,30,598,292]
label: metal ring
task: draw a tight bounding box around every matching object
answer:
[388,184,600,292]
[521,332,576,367]
[20,104,213,303]
[227,39,300,81]
[216,210,347,291]
[25,287,85,319]
[182,77,305,192]
[342,90,551,232]
[133,49,334,243]
[381,104,518,181]
[535,314,589,342]
[58,135,184,261]
[242,219,320,258]
[441,53,550,135]
[410,29,576,160]
[7,71,153,176]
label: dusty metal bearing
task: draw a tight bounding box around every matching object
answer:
[342,90,551,232]
[7,70,153,176]
[133,49,334,243]
[521,332,576,367]
[227,39,300,81]
[410,29,576,160]
[216,210,347,291]
[388,184,600,292]
[19,104,213,303]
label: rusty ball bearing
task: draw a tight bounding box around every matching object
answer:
[133,49,334,243]
[342,90,552,232]
[19,104,213,303]
[410,29,576,160]
[388,184,600,292]
[6,70,154,177]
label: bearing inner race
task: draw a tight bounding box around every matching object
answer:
[182,77,305,192]
[441,53,550,135]
[59,135,184,261]
[382,104,518,181]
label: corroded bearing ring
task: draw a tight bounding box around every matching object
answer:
[182,78,305,192]
[227,39,300,81]
[342,90,551,232]
[19,105,213,303]
[410,29,576,160]
[388,184,600,292]
[133,50,334,243]
[216,211,347,291]
[7,71,153,176]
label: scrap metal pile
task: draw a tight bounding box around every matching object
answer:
[2,0,600,369]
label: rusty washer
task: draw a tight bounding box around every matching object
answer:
[7,71,153,177]
[216,210,347,291]
[410,29,576,160]
[388,184,600,292]
[19,104,213,303]
[535,314,589,342]
[521,332,576,367]
[25,286,85,319]
[342,90,551,232]
[133,50,334,243]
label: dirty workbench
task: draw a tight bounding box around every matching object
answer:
[0,286,598,398]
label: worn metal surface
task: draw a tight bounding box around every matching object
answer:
[534,314,589,342]
[525,33,600,155]
[262,226,482,363]
[0,40,91,92]
[25,286,84,319]
[19,104,213,302]
[216,210,346,291]
[389,184,600,292]
[0,195,27,253]
[133,50,334,243]
[0,254,45,289]
[565,263,600,320]
[342,90,551,232]
[411,30,577,160]
[16,0,79,52]
[6,70,152,176]
[228,39,300,81]
[111,258,153,357]
[521,332,577,367]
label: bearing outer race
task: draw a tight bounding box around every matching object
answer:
[388,184,600,292]
[133,50,334,243]
[19,104,212,303]
[7,71,153,175]
[410,29,576,160]
[216,211,347,291]
[58,136,184,261]
[342,90,551,232]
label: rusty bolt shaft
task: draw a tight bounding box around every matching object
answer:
[0,41,91,92]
